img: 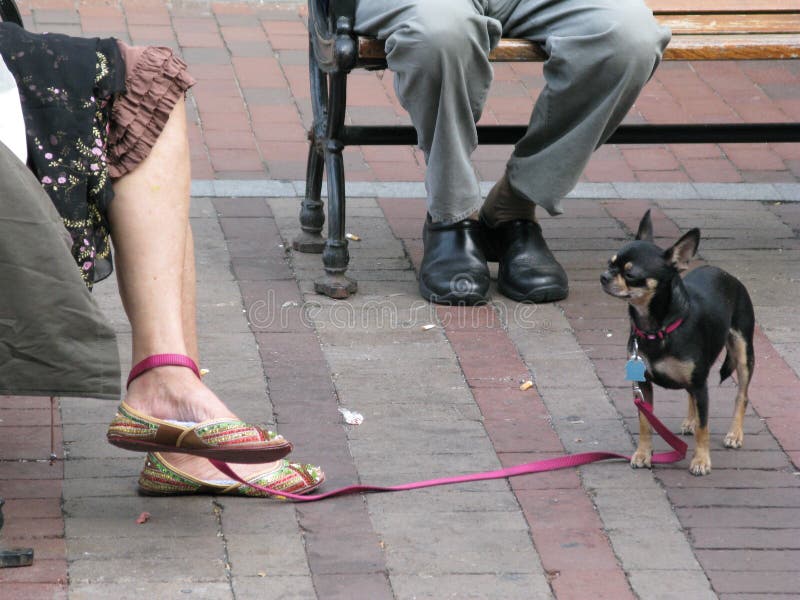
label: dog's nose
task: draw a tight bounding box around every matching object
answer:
[600,272,611,286]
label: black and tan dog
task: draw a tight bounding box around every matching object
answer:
[601,210,755,475]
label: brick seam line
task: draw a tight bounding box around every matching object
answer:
[191,180,800,202]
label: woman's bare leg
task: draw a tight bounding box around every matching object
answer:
[109,100,233,423]
[109,100,278,479]
[182,224,199,363]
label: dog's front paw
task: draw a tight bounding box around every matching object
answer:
[689,453,712,476]
[680,418,697,435]
[724,429,744,449]
[630,448,652,469]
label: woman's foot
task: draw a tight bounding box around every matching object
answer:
[139,452,325,497]
[124,365,237,424]
[158,452,278,481]
[107,355,292,463]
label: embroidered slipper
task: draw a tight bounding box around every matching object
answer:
[106,354,293,463]
[138,452,325,498]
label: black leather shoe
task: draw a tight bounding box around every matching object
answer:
[419,216,490,305]
[481,217,568,303]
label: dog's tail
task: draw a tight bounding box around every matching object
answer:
[719,351,736,383]
[720,279,756,384]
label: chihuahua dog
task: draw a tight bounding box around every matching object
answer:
[601,210,755,476]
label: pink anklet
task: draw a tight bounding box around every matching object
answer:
[127,354,201,388]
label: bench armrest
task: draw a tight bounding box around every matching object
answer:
[0,0,23,26]
[328,0,355,21]
[309,0,357,72]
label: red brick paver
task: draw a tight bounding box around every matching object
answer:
[0,398,67,600]
[13,0,800,185]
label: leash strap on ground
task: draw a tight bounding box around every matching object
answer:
[210,399,688,502]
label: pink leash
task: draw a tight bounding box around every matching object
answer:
[210,398,687,502]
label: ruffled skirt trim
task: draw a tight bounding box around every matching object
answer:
[108,42,196,179]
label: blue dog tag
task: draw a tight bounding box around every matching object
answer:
[625,358,647,382]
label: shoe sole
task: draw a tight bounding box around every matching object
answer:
[138,476,325,497]
[498,281,568,304]
[108,437,294,464]
[418,280,489,306]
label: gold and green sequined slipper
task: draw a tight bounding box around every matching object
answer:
[107,354,292,464]
[138,452,325,498]
[107,401,293,464]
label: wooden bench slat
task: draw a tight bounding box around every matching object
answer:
[660,14,800,35]
[647,0,799,14]
[359,35,800,65]
[663,34,800,60]
[488,39,547,62]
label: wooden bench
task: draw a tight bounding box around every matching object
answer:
[299,0,800,298]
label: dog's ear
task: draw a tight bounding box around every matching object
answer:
[665,228,700,271]
[635,210,654,242]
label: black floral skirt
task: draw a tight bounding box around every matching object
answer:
[0,22,194,289]
[1,22,125,287]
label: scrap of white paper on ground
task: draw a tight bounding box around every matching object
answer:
[338,407,364,425]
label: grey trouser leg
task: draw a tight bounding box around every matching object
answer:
[355,0,501,224]
[490,0,671,214]
[355,0,670,221]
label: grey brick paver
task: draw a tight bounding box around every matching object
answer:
[232,576,318,599]
[266,196,554,596]
[69,582,233,600]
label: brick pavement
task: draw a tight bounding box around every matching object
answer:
[2,1,800,599]
[3,193,800,598]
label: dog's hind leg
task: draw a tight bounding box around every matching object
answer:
[724,329,753,449]
[689,386,712,476]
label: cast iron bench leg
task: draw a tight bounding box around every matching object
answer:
[315,63,357,299]
[293,45,327,254]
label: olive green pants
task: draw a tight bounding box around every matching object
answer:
[0,141,119,399]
